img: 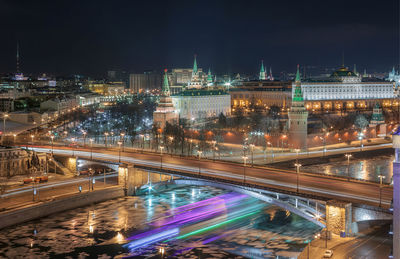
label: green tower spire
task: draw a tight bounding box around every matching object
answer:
[259,60,266,80]
[207,68,212,83]
[293,64,303,102]
[192,54,198,76]
[162,69,170,96]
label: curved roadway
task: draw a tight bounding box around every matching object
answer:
[31,145,393,208]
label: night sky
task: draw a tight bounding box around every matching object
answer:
[0,0,398,76]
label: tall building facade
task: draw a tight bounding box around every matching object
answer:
[288,66,308,150]
[129,71,162,93]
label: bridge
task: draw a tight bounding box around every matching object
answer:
[32,145,393,236]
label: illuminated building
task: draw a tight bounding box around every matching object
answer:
[172,89,231,120]
[288,65,308,149]
[299,65,395,111]
[186,55,203,89]
[171,56,231,120]
[85,80,125,96]
[230,81,292,111]
[153,69,178,128]
[0,148,46,177]
[129,71,162,93]
[388,67,400,83]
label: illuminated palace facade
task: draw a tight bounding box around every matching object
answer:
[171,56,231,120]
[298,66,395,111]
[231,66,396,113]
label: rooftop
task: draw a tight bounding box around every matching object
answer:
[173,89,229,97]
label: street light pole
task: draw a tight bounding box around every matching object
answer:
[90,139,94,160]
[83,131,87,147]
[160,146,164,169]
[242,156,248,183]
[50,135,54,155]
[71,137,75,157]
[345,154,352,181]
[118,141,122,163]
[2,113,8,145]
[249,144,254,167]
[295,163,302,193]
[295,148,300,163]
[212,140,216,161]
[104,132,109,148]
[120,133,125,152]
[378,174,385,207]
[197,150,202,176]
[268,142,274,162]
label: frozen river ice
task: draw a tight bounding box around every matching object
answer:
[0,185,321,258]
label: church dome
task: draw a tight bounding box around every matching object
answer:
[330,66,357,77]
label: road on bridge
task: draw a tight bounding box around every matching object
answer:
[31,145,393,208]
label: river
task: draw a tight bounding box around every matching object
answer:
[302,155,394,184]
[0,185,321,258]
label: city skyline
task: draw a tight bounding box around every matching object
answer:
[0,0,398,76]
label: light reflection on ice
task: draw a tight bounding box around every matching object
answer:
[0,185,320,258]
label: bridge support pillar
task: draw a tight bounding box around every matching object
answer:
[326,200,353,236]
[119,164,173,195]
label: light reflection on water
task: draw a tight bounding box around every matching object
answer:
[303,155,393,184]
[0,185,320,258]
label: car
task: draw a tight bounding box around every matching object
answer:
[35,176,48,183]
[23,177,34,184]
[323,250,333,258]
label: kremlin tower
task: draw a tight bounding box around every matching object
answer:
[288,65,308,149]
[153,69,178,129]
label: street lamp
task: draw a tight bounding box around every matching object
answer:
[169,136,174,154]
[378,174,385,207]
[118,141,122,163]
[294,163,302,193]
[345,154,352,181]
[71,137,75,157]
[197,150,203,175]
[242,156,248,183]
[13,134,16,144]
[358,132,364,151]
[212,140,217,161]
[281,134,287,152]
[90,138,94,160]
[120,133,125,151]
[83,131,87,147]
[160,146,164,169]
[50,135,54,155]
[31,134,35,145]
[2,113,8,145]
[104,132,109,148]
[295,148,300,163]
[267,142,274,162]
[140,134,144,149]
[249,144,255,167]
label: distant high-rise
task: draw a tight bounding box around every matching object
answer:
[129,71,162,93]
